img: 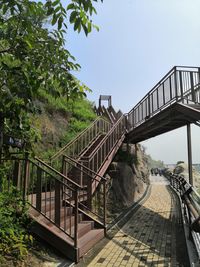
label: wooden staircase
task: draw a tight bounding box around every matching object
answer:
[29,202,104,261]
[2,102,125,263]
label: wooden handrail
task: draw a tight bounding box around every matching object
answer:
[34,157,82,189]
[50,117,111,161]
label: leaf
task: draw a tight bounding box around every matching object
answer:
[58,16,63,30]
[82,24,88,36]
[67,3,75,10]
[74,17,81,31]
[46,7,54,16]
[52,13,57,25]
[69,11,78,23]
[52,0,60,7]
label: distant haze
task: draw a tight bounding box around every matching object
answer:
[141,125,200,164]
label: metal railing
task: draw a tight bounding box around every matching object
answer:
[127,66,200,131]
[61,155,107,225]
[50,117,111,172]
[74,115,126,176]
[0,153,106,249]
[164,171,200,260]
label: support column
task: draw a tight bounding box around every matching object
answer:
[187,124,193,185]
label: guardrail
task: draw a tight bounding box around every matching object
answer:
[164,171,200,260]
[0,153,107,249]
[127,66,200,131]
[61,155,107,225]
[76,115,126,175]
[50,117,111,164]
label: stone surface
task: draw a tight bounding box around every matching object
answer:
[76,175,189,267]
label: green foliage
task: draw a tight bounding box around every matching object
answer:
[0,188,33,260]
[31,92,97,159]
[0,0,102,149]
[62,98,96,143]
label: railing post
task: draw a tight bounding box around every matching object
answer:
[169,76,172,100]
[36,166,42,211]
[174,67,178,101]
[190,72,196,103]
[162,83,165,105]
[148,94,151,117]
[74,189,78,253]
[23,152,29,203]
[179,71,184,102]
[103,180,107,235]
[55,179,61,226]
[80,164,83,187]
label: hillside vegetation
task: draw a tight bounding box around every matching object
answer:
[32,92,96,159]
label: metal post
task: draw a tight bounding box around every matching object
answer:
[23,152,29,203]
[74,189,78,249]
[174,67,178,101]
[190,72,196,103]
[103,180,107,235]
[187,124,193,185]
[55,179,61,226]
[179,71,184,102]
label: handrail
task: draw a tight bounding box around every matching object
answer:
[129,66,199,114]
[78,115,126,176]
[82,115,125,160]
[35,157,82,189]
[164,171,200,232]
[1,157,80,245]
[63,155,107,182]
[61,156,107,225]
[50,117,111,162]
[127,66,200,131]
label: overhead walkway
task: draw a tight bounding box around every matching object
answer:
[126,66,200,143]
[77,175,190,267]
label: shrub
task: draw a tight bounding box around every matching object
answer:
[0,188,33,260]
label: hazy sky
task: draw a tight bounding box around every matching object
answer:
[66,0,200,164]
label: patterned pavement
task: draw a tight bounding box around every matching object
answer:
[77,175,189,267]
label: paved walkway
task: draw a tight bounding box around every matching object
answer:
[77,175,189,267]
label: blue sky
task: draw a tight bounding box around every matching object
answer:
[66,0,200,164]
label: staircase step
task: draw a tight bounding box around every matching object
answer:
[29,206,105,262]
[78,228,105,257]
[72,221,94,238]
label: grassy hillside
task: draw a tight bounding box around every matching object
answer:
[32,91,97,159]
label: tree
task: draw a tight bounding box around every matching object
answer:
[0,0,103,148]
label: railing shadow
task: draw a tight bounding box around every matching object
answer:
[76,184,189,267]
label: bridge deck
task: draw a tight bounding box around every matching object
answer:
[78,176,189,266]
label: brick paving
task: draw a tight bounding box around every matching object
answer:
[77,175,189,267]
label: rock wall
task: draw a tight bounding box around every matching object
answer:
[105,143,150,221]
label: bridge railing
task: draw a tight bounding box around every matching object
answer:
[127,66,200,130]
[164,171,200,260]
